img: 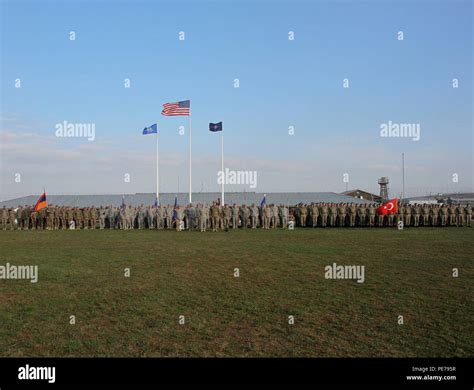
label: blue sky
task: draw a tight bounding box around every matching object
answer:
[0,0,472,200]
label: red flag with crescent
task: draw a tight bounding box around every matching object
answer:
[376,198,398,215]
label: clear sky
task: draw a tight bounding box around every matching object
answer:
[0,0,472,201]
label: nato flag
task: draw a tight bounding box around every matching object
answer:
[143,124,158,135]
[209,122,222,132]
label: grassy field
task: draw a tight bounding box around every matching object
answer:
[0,228,472,357]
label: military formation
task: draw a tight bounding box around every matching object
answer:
[0,202,472,230]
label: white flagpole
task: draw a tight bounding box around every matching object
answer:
[189,112,192,204]
[156,130,159,205]
[221,126,224,205]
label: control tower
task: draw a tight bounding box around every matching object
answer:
[378,177,389,202]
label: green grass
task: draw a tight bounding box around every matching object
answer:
[0,228,472,357]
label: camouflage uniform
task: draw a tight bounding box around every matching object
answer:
[439,205,448,226]
[456,205,464,227]
[1,206,8,230]
[464,204,472,227]
[338,204,347,227]
[367,204,376,227]
[210,203,220,232]
[430,205,439,227]
[99,207,107,229]
[223,205,231,230]
[310,203,319,227]
[422,205,430,226]
[404,205,412,227]
[357,205,366,227]
[348,204,356,227]
[448,205,456,226]
[280,205,288,228]
[66,207,74,229]
[231,205,239,229]
[320,204,328,227]
[8,208,17,230]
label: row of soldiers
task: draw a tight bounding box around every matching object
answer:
[292,203,472,228]
[1,202,472,230]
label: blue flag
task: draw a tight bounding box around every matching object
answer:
[209,122,222,132]
[260,194,266,208]
[143,124,157,135]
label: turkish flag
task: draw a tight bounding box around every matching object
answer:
[376,198,398,215]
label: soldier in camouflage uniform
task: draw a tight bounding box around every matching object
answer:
[357,204,366,227]
[218,204,225,230]
[263,204,272,229]
[184,204,193,230]
[376,205,384,227]
[299,204,308,227]
[347,203,356,227]
[421,205,430,226]
[338,203,347,227]
[127,205,136,230]
[155,205,164,229]
[328,203,337,227]
[30,209,38,230]
[98,206,107,229]
[15,206,23,229]
[8,207,17,230]
[396,203,404,226]
[51,206,59,230]
[59,207,66,229]
[223,204,231,230]
[74,207,82,229]
[448,205,456,226]
[1,206,8,230]
[464,204,472,227]
[210,202,219,232]
[91,206,98,229]
[172,205,181,231]
[278,204,287,228]
[65,207,74,229]
[412,204,420,227]
[145,206,153,229]
[367,204,375,227]
[241,205,251,229]
[20,206,28,230]
[196,204,205,232]
[430,204,439,226]
[45,206,53,230]
[163,205,172,229]
[320,203,328,227]
[456,205,464,227]
[232,205,239,228]
[21,206,29,230]
[439,205,448,226]
[248,204,257,229]
[310,203,319,227]
[404,204,412,227]
[272,204,279,228]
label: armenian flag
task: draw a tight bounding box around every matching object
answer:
[34,192,47,212]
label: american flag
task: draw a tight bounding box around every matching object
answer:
[161,100,191,116]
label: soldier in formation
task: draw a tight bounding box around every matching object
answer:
[0,202,471,231]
